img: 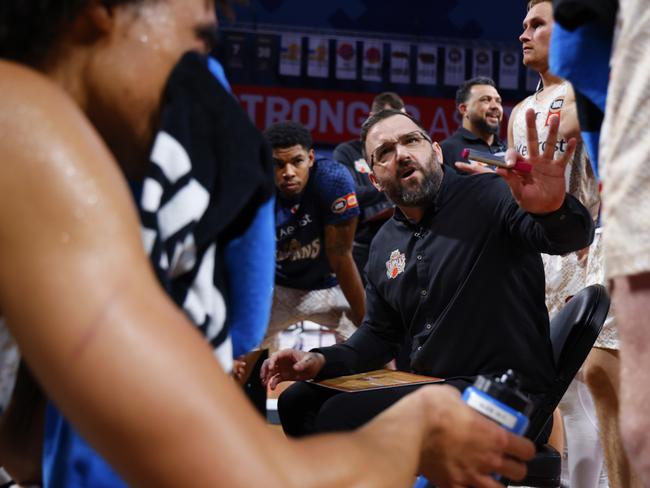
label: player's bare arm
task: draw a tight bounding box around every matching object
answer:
[325,218,366,325]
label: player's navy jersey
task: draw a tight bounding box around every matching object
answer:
[275,158,360,290]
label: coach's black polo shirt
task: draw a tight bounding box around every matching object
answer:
[440,127,506,171]
[314,168,594,395]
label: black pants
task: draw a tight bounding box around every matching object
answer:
[279,379,552,443]
[278,379,468,437]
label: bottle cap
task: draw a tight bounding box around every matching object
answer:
[473,370,534,416]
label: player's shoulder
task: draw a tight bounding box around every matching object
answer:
[0,61,101,166]
[309,158,358,217]
[0,61,123,229]
[561,81,577,105]
[510,97,530,118]
[312,157,354,184]
[0,60,83,122]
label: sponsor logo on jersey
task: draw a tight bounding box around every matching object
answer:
[277,214,313,240]
[331,192,359,214]
[385,249,406,279]
[276,238,321,262]
[515,138,569,158]
[545,96,564,126]
[277,225,296,239]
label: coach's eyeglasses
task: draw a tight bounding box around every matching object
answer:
[370,131,432,168]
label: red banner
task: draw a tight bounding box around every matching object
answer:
[233,84,513,145]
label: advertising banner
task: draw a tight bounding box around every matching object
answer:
[279,34,302,76]
[231,84,517,145]
[443,45,466,86]
[335,37,358,80]
[362,40,384,82]
[223,32,247,71]
[472,48,493,79]
[499,50,520,90]
[307,36,330,78]
[416,44,438,86]
[389,42,411,84]
[255,34,276,74]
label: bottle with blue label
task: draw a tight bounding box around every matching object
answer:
[461,369,533,436]
[412,370,533,488]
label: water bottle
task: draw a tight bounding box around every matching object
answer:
[462,369,533,435]
[413,371,534,488]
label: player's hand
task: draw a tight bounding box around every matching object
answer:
[415,385,535,487]
[231,358,247,384]
[260,349,326,390]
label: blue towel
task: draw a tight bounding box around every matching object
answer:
[207,56,275,357]
[42,404,126,488]
[226,196,275,357]
[549,0,617,180]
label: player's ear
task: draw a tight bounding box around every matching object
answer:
[65,0,119,46]
[89,1,116,32]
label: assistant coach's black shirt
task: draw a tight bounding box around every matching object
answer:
[314,168,594,395]
[440,126,506,172]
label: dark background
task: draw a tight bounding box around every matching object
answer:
[215,0,534,149]
[222,0,527,43]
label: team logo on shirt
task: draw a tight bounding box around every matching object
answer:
[354,158,371,174]
[385,249,406,279]
[331,193,359,214]
[545,97,564,127]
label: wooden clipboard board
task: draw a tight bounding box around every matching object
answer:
[313,369,443,392]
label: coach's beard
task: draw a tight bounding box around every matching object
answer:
[383,155,443,208]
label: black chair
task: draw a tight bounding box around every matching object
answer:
[238,349,269,418]
[508,284,611,487]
